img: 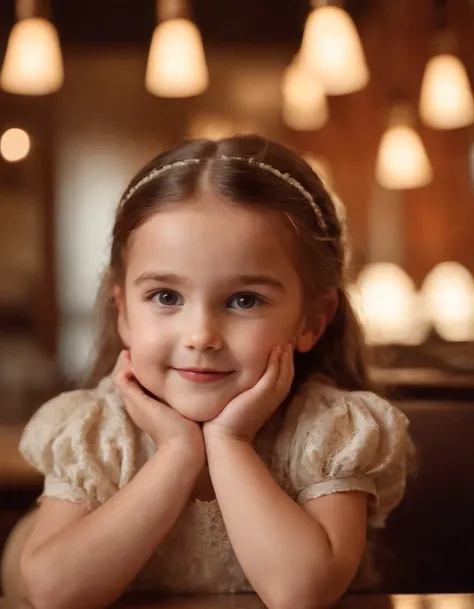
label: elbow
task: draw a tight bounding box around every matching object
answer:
[266,592,340,609]
[21,554,52,609]
[21,551,71,609]
[264,567,347,609]
[267,589,343,609]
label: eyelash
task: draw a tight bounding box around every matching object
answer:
[146,289,267,310]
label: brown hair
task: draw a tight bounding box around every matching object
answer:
[84,135,373,393]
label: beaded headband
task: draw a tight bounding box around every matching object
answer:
[119,155,328,232]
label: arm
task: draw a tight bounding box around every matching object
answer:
[21,440,205,609]
[205,435,367,609]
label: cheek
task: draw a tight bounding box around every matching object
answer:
[127,330,170,400]
[234,319,296,383]
[125,311,170,369]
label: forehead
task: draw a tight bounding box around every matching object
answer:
[126,194,301,285]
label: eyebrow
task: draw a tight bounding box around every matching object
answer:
[134,272,286,292]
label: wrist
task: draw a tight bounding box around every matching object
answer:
[159,434,206,469]
[203,427,251,450]
[204,432,255,469]
[203,424,251,445]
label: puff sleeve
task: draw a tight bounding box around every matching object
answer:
[280,382,415,528]
[18,377,139,510]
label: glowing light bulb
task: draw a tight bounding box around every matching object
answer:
[376,111,432,190]
[145,18,208,98]
[420,54,474,129]
[1,17,64,95]
[0,128,30,162]
[299,6,369,95]
[421,262,474,341]
[282,55,328,130]
[356,263,428,345]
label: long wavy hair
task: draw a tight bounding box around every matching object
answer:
[84,135,373,394]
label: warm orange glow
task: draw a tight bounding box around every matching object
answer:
[145,18,209,98]
[0,128,31,162]
[299,6,369,95]
[420,54,474,129]
[281,55,328,130]
[1,17,64,95]
[376,107,433,190]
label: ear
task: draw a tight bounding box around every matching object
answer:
[113,285,131,347]
[295,289,338,353]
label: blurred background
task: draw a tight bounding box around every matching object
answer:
[0,0,474,414]
[0,0,474,594]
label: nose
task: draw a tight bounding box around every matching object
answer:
[183,308,223,352]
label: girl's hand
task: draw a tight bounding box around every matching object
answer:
[113,350,205,455]
[203,343,294,443]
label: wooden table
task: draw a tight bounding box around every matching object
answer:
[0,593,473,609]
[108,594,474,609]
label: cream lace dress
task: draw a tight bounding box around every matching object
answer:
[19,376,415,595]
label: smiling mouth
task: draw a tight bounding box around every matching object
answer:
[173,368,234,383]
[177,367,232,373]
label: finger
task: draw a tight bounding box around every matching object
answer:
[115,371,161,410]
[112,349,132,380]
[248,346,281,397]
[275,344,294,396]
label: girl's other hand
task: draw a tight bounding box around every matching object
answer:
[203,343,294,443]
[113,350,205,456]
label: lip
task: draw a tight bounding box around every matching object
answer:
[173,368,234,384]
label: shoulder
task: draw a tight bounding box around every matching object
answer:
[19,377,139,508]
[19,377,130,458]
[283,378,410,447]
[274,378,414,527]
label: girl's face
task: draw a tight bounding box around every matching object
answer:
[115,191,320,422]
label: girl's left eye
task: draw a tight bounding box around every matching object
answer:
[228,293,264,310]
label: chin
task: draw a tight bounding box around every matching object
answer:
[171,400,225,423]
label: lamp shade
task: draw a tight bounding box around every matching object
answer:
[421,262,474,341]
[420,54,474,129]
[355,263,427,345]
[299,6,369,95]
[281,56,328,130]
[1,17,64,95]
[376,123,432,189]
[145,18,209,98]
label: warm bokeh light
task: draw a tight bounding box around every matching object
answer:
[376,124,432,189]
[355,263,428,345]
[189,114,256,140]
[421,262,474,342]
[390,595,424,609]
[281,55,328,130]
[0,17,64,95]
[0,128,31,162]
[189,115,237,140]
[145,18,209,98]
[299,6,369,95]
[420,54,474,130]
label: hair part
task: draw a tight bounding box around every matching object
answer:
[84,135,374,394]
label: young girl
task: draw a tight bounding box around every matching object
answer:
[3,135,414,609]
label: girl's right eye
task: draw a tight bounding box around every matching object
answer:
[149,289,183,306]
